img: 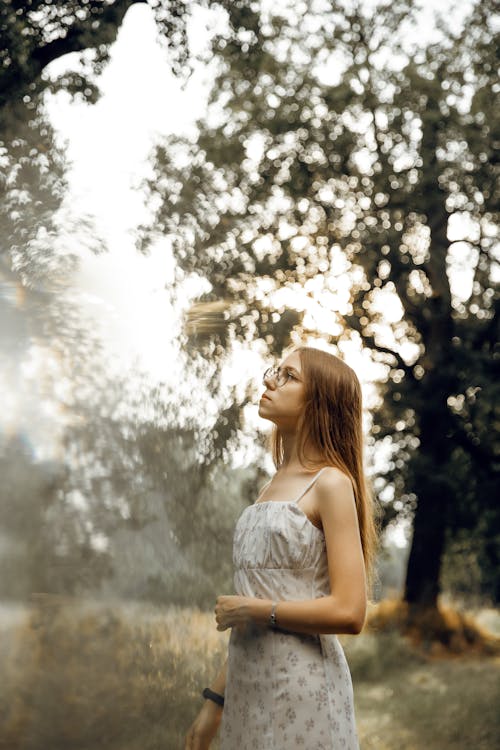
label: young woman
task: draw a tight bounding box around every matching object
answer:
[185,345,378,750]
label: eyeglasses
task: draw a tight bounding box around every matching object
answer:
[262,365,297,388]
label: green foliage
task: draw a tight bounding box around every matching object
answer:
[440,528,500,607]
[0,1,252,603]
[0,436,77,597]
[0,0,194,112]
[139,0,499,605]
[1,0,497,608]
[100,426,261,607]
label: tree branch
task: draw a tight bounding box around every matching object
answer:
[32,0,146,72]
[344,314,417,381]
[0,0,148,108]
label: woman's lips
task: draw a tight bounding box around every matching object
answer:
[261,394,271,401]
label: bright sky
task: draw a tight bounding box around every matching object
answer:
[45,0,477,378]
[45,3,393,394]
[43,4,384,466]
[45,4,216,384]
[40,0,481,547]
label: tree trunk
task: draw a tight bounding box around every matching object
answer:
[404,473,448,607]
[403,90,455,609]
[403,385,455,608]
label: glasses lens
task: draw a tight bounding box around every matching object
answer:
[263,366,288,386]
[263,366,273,383]
[276,368,288,386]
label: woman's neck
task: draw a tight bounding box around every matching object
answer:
[279,435,324,474]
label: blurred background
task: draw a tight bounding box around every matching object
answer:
[0,1,498,748]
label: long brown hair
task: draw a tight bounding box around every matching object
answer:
[270,346,380,596]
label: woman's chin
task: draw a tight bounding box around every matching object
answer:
[258,406,276,425]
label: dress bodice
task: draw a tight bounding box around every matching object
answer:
[232,469,331,603]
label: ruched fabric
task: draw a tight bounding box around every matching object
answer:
[219,469,360,749]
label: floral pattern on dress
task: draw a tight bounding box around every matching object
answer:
[219,488,360,750]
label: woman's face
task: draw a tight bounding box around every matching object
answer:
[258,351,305,429]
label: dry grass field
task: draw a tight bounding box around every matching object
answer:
[0,596,498,750]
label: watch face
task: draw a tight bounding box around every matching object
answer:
[270,602,276,624]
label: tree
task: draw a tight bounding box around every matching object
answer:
[0,313,247,600]
[0,0,246,599]
[0,0,244,422]
[139,0,499,613]
[0,1,197,275]
[0,0,195,112]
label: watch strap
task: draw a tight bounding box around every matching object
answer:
[202,687,224,707]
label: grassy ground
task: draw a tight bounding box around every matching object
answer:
[0,597,498,750]
[346,631,499,750]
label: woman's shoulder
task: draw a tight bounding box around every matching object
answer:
[317,466,353,492]
[314,468,356,523]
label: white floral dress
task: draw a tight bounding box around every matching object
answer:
[218,468,360,749]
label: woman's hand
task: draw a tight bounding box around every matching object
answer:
[214,595,252,632]
[184,700,222,750]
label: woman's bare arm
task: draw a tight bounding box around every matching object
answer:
[208,656,227,699]
[184,657,227,748]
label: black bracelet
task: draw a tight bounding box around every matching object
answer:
[202,687,225,707]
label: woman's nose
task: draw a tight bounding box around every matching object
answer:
[264,372,277,388]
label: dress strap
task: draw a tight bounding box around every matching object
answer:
[256,479,272,503]
[292,467,327,504]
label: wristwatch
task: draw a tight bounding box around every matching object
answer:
[202,687,224,707]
